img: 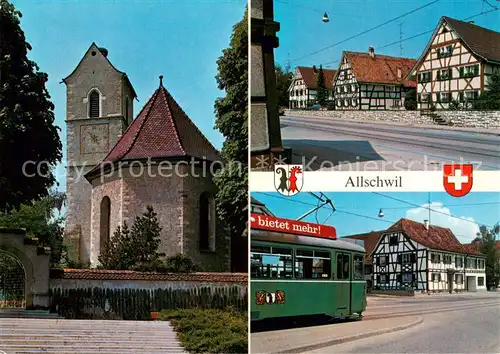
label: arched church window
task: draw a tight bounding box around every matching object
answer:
[199,192,215,251]
[89,90,100,118]
[100,196,111,254]
[125,97,129,121]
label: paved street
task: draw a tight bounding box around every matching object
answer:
[250,292,500,354]
[281,115,500,171]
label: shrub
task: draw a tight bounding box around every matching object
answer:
[160,308,248,353]
[404,88,417,110]
[164,253,201,273]
[327,101,335,111]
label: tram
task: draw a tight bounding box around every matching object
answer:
[250,214,367,322]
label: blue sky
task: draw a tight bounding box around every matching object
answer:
[11,0,246,192]
[274,0,500,70]
[252,192,500,243]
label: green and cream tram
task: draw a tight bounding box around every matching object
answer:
[250,227,367,322]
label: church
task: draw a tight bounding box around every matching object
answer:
[63,43,235,271]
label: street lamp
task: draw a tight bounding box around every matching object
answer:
[322,12,329,23]
[378,209,384,218]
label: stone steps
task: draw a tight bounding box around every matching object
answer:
[0,318,186,353]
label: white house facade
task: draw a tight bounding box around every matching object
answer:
[288,66,335,108]
[411,16,500,110]
[332,48,417,110]
[370,218,486,293]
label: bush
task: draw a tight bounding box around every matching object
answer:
[404,88,417,110]
[327,101,335,111]
[160,308,248,353]
[164,253,201,273]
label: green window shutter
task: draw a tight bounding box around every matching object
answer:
[459,67,464,78]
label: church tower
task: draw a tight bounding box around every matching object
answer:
[63,43,136,263]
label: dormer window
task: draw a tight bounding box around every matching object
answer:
[89,90,100,118]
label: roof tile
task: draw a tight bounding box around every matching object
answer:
[296,67,337,89]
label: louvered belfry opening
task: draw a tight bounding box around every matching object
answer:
[89,90,100,118]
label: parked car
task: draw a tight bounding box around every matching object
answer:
[310,104,321,110]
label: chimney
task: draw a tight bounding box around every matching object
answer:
[313,65,317,73]
[368,46,375,58]
[397,68,402,79]
[424,220,429,230]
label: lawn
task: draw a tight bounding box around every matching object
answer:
[159,308,248,353]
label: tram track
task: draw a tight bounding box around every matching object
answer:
[364,300,500,321]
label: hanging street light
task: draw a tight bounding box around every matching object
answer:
[322,12,329,23]
[378,208,384,218]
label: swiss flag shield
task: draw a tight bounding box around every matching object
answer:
[443,164,473,197]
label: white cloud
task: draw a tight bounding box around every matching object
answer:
[405,202,480,243]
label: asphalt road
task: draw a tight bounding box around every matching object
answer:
[281,115,500,171]
[320,297,500,353]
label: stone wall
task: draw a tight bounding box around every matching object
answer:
[284,109,500,129]
[49,269,247,319]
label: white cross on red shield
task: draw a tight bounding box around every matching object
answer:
[443,164,473,197]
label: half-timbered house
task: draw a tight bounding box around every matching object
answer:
[288,66,336,108]
[332,48,417,110]
[411,16,500,110]
[371,218,486,293]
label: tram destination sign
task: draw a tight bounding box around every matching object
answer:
[250,213,336,239]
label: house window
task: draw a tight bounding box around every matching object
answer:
[443,255,452,264]
[250,246,293,279]
[89,90,100,118]
[352,98,358,106]
[455,256,463,268]
[389,235,398,246]
[465,91,479,101]
[347,85,352,93]
[393,99,401,108]
[402,272,413,283]
[437,69,452,80]
[402,253,414,264]
[364,264,373,275]
[441,92,451,103]
[379,273,388,284]
[418,71,432,83]
[421,93,431,102]
[378,255,388,266]
[99,196,111,254]
[431,253,441,263]
[431,273,441,282]
[354,254,364,280]
[459,64,479,78]
[478,277,484,286]
[455,274,463,284]
[437,45,453,58]
[336,253,350,280]
[199,192,215,251]
[296,249,331,280]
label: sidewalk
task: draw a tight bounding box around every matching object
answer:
[283,113,500,136]
[250,315,423,354]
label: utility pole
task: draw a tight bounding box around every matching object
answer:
[285,52,291,74]
[399,23,403,57]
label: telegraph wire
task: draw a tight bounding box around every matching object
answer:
[372,192,494,228]
[275,0,371,18]
[289,0,441,63]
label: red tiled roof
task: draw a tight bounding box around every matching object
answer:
[88,82,219,177]
[50,269,247,285]
[343,231,384,264]
[388,218,481,255]
[344,52,417,87]
[296,66,336,89]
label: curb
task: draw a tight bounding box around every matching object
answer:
[273,316,424,354]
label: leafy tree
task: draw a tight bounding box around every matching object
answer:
[0,1,62,212]
[477,225,500,290]
[315,65,328,107]
[275,64,293,108]
[473,72,500,110]
[0,190,65,267]
[213,9,248,271]
[404,88,417,110]
[164,253,201,273]
[98,206,165,271]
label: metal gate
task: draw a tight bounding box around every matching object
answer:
[0,251,26,308]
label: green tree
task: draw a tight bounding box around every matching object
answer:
[477,225,500,290]
[0,191,65,267]
[213,9,248,271]
[404,88,417,110]
[0,1,63,212]
[473,72,500,110]
[98,206,165,271]
[315,65,328,107]
[275,64,293,108]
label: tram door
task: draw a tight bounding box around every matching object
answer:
[335,252,351,316]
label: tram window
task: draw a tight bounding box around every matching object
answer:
[336,254,350,280]
[354,255,364,280]
[295,249,331,279]
[250,246,293,279]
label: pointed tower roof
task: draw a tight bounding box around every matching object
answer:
[86,77,219,179]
